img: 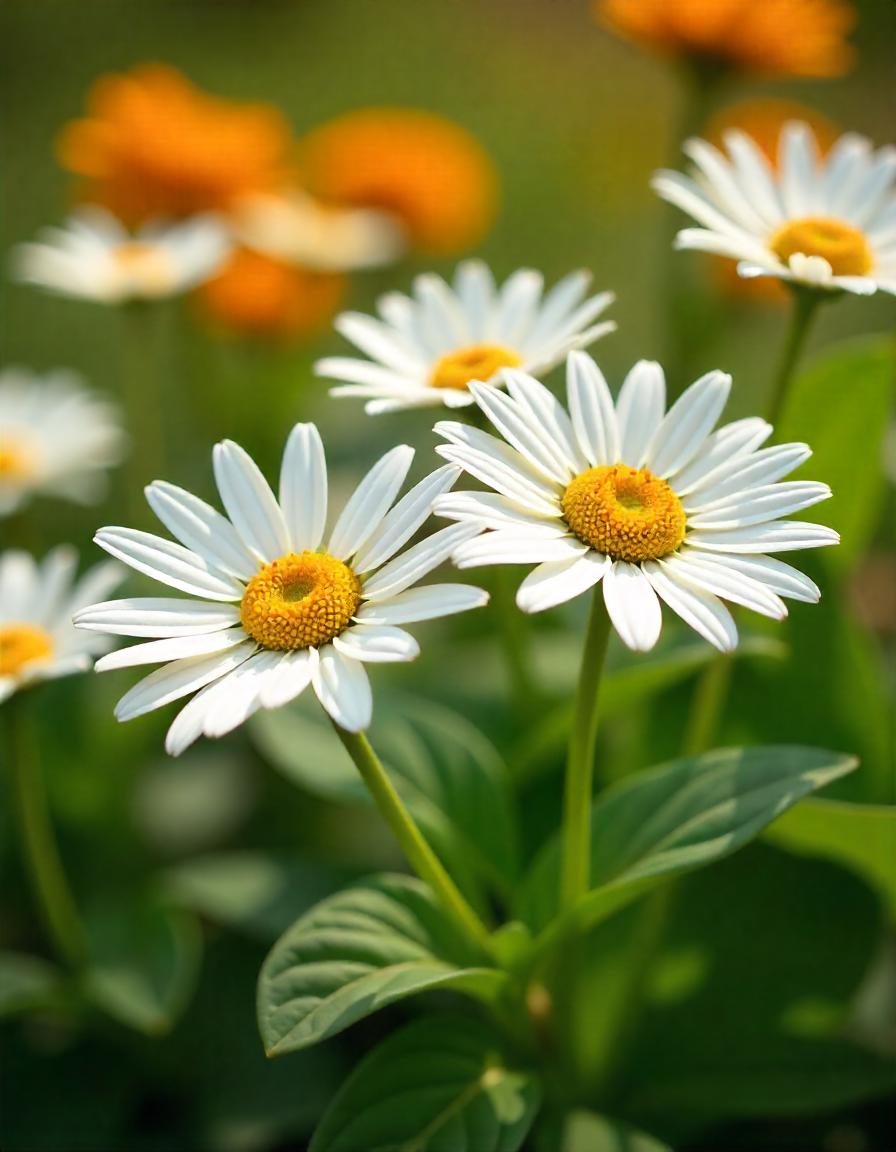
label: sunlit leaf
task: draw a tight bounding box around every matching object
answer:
[0,952,62,1017]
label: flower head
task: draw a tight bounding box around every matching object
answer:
[653,122,896,297]
[14,208,231,303]
[0,368,126,516]
[195,247,346,342]
[299,108,498,255]
[595,0,856,78]
[435,351,838,653]
[316,261,615,414]
[0,548,122,703]
[58,63,293,224]
[75,425,487,753]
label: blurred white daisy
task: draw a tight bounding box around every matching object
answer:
[0,368,126,516]
[74,425,488,754]
[435,352,838,653]
[233,188,405,272]
[0,547,122,703]
[14,208,231,303]
[315,261,615,414]
[653,122,896,295]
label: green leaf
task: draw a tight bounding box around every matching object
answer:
[310,1014,540,1152]
[258,874,507,1056]
[519,746,857,932]
[777,334,895,569]
[252,692,519,899]
[552,1112,671,1152]
[766,797,896,918]
[82,898,202,1035]
[0,952,63,1017]
[163,852,346,941]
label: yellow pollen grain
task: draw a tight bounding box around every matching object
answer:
[0,624,54,678]
[770,216,872,277]
[240,551,361,651]
[562,464,687,563]
[429,343,521,391]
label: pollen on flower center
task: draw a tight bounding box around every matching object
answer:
[0,438,37,480]
[770,216,872,277]
[240,551,361,650]
[562,464,687,563]
[430,344,522,391]
[0,624,54,677]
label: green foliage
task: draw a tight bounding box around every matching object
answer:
[310,1014,540,1152]
[537,1111,672,1152]
[0,951,62,1017]
[258,874,506,1056]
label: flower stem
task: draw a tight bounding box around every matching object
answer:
[560,588,612,910]
[766,289,820,428]
[5,693,86,967]
[121,301,166,519]
[332,723,493,953]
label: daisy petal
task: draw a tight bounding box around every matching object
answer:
[453,531,586,569]
[199,651,285,739]
[94,528,243,601]
[258,648,317,710]
[644,562,737,652]
[469,380,575,484]
[333,624,420,663]
[516,551,610,613]
[566,351,619,466]
[501,370,586,473]
[686,521,840,554]
[670,418,772,496]
[114,641,257,722]
[603,561,663,652]
[74,598,240,638]
[279,423,327,553]
[645,371,731,478]
[661,554,786,619]
[328,445,415,560]
[362,522,481,599]
[95,628,247,671]
[145,481,258,581]
[435,427,561,516]
[616,360,666,467]
[434,491,567,534]
[686,481,831,529]
[213,440,290,563]
[697,553,820,603]
[355,584,488,625]
[313,645,373,732]
[352,464,459,573]
[683,442,812,507]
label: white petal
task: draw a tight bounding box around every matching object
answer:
[683,442,812,506]
[412,273,469,352]
[698,553,820,603]
[362,522,481,599]
[492,268,544,346]
[435,425,561,516]
[114,641,257,722]
[502,369,587,473]
[197,651,284,738]
[95,628,247,671]
[683,137,771,232]
[516,551,610,613]
[452,530,586,568]
[686,481,831,529]
[453,260,496,341]
[670,418,773,496]
[616,360,666,467]
[661,554,786,619]
[434,491,566,534]
[333,624,420,663]
[35,547,79,627]
[64,560,125,619]
[317,357,422,393]
[313,645,373,732]
[94,528,243,601]
[328,445,415,560]
[334,311,424,374]
[645,371,731,478]
[356,584,488,625]
[258,647,317,709]
[145,482,258,581]
[686,521,840,554]
[74,598,240,638]
[602,561,662,652]
[279,423,327,553]
[213,440,290,563]
[468,380,574,484]
[566,351,619,466]
[644,562,737,652]
[523,270,591,347]
[352,464,459,574]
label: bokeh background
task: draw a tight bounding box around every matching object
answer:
[2,2,895,1150]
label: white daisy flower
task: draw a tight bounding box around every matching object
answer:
[653,122,896,296]
[434,351,839,653]
[315,261,616,414]
[74,425,488,755]
[14,207,232,303]
[0,547,122,704]
[0,368,126,516]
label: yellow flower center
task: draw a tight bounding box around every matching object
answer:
[240,551,361,650]
[114,242,178,293]
[0,439,36,479]
[562,464,687,563]
[430,343,521,391]
[0,624,54,678]
[770,216,872,277]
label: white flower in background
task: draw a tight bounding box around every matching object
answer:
[74,425,488,754]
[14,207,232,302]
[435,351,839,653]
[0,368,126,516]
[653,122,896,295]
[315,261,615,414]
[233,188,405,271]
[0,547,122,703]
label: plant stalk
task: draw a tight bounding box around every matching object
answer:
[766,289,820,428]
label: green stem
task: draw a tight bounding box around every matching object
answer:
[332,723,493,953]
[121,302,166,518]
[766,289,820,428]
[683,653,733,756]
[560,588,612,910]
[494,567,538,717]
[5,693,86,967]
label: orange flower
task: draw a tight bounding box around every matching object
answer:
[58,64,294,224]
[195,247,345,342]
[595,0,856,77]
[299,108,498,255]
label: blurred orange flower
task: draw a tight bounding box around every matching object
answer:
[299,108,498,255]
[595,0,856,77]
[195,247,345,342]
[58,64,294,224]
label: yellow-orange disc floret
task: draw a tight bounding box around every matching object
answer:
[430,344,522,391]
[195,247,346,342]
[0,624,54,677]
[299,108,498,255]
[240,552,361,651]
[57,63,295,224]
[595,0,856,78]
[770,217,872,277]
[562,464,687,563]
